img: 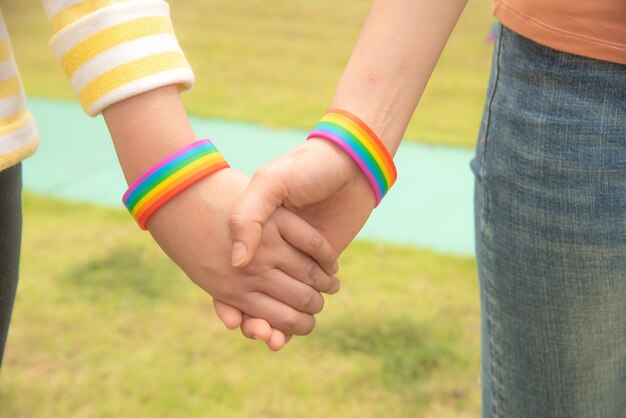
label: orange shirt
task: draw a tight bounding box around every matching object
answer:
[493,0,626,65]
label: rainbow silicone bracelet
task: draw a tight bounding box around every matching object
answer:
[307,109,397,206]
[122,139,229,230]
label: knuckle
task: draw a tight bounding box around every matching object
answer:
[303,261,318,286]
[300,288,317,311]
[328,249,339,264]
[228,212,249,231]
[253,165,289,200]
[279,314,299,334]
[309,231,323,253]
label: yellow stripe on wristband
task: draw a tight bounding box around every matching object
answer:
[123,139,229,230]
[131,152,224,218]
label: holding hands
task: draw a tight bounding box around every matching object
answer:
[105,86,397,350]
[218,107,398,349]
[104,86,352,351]
[215,0,469,347]
[216,138,379,349]
[103,0,460,350]
[147,166,342,349]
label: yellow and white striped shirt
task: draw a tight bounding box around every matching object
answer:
[0,0,194,171]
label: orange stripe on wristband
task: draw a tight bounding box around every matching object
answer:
[135,160,229,229]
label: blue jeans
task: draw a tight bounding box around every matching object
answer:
[472,26,626,417]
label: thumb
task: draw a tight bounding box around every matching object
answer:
[229,166,287,267]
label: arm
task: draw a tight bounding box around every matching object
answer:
[230,0,469,263]
[104,86,339,338]
[42,0,340,344]
[225,0,468,347]
[331,0,468,154]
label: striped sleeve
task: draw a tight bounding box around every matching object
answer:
[44,0,195,116]
[0,13,39,170]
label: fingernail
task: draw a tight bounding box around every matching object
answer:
[331,261,339,274]
[329,278,341,294]
[231,241,247,266]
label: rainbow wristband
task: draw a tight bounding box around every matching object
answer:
[307,109,397,206]
[122,139,229,230]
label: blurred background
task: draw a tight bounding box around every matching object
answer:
[0,0,493,417]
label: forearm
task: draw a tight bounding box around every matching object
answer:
[331,0,468,155]
[102,85,197,184]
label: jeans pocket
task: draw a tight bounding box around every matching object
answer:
[471,24,504,183]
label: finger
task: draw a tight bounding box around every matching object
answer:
[266,329,289,351]
[243,291,317,336]
[240,314,273,342]
[229,166,288,268]
[275,241,340,295]
[275,207,339,275]
[258,270,326,315]
[241,315,290,350]
[213,299,243,330]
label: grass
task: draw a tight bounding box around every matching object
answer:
[2,0,493,147]
[1,2,485,413]
[0,194,481,417]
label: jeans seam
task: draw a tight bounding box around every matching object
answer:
[482,25,503,163]
[482,25,504,418]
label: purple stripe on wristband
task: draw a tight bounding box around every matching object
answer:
[309,130,383,203]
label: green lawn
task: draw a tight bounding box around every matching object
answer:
[1,2,486,414]
[3,0,493,147]
[0,194,481,417]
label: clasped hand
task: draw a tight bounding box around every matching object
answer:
[148,139,375,351]
[218,139,377,350]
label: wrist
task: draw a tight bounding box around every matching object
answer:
[147,167,246,231]
[122,139,231,230]
[307,109,397,206]
[303,137,360,181]
[146,167,248,275]
[302,139,377,210]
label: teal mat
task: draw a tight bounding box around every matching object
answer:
[23,97,476,256]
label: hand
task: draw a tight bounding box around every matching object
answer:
[228,139,376,260]
[146,167,340,339]
[216,139,378,349]
[101,86,340,349]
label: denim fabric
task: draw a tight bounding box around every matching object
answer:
[472,25,626,417]
[0,164,22,369]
